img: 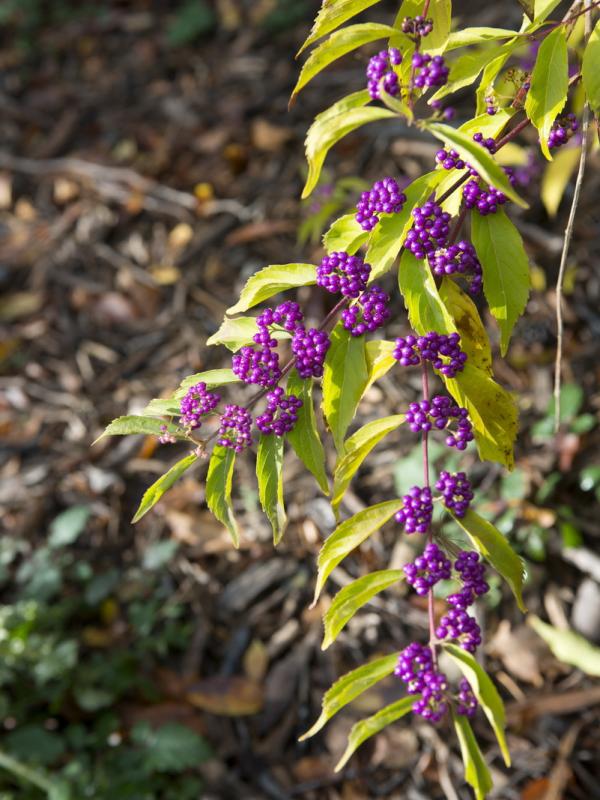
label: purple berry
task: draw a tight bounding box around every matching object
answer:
[158,424,177,444]
[412,52,449,89]
[366,48,402,100]
[404,201,451,259]
[341,285,390,336]
[395,643,449,723]
[317,251,371,298]
[395,486,433,534]
[232,345,281,388]
[435,471,474,518]
[436,608,481,653]
[472,131,497,154]
[548,113,579,149]
[463,179,507,216]
[429,241,483,295]
[456,677,478,717]
[393,332,468,378]
[403,542,452,596]
[447,550,489,609]
[292,327,331,379]
[179,381,220,429]
[217,404,253,452]
[355,177,407,231]
[256,387,303,436]
[402,15,434,37]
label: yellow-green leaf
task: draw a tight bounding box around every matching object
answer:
[540,145,581,217]
[132,454,198,523]
[323,213,369,255]
[398,250,455,334]
[453,714,494,800]
[335,696,415,771]
[297,0,383,55]
[287,374,329,494]
[582,19,600,115]
[524,27,568,160]
[226,264,317,315]
[313,500,400,603]
[256,434,286,545]
[323,569,403,649]
[528,616,600,676]
[206,446,239,547]
[364,339,397,393]
[391,0,451,55]
[439,279,492,375]
[446,27,519,50]
[443,644,510,767]
[430,46,507,102]
[207,316,290,352]
[449,508,526,611]
[299,653,398,740]
[96,416,185,443]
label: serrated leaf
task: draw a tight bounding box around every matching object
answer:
[141,397,182,417]
[453,714,493,800]
[439,279,492,375]
[313,500,400,603]
[444,644,510,767]
[426,122,527,207]
[524,27,568,160]
[366,171,441,281]
[528,616,600,676]
[335,696,415,771]
[256,434,286,545]
[322,569,403,649]
[446,27,519,50]
[391,0,451,55]
[299,653,398,740]
[303,91,395,198]
[95,415,185,443]
[286,373,329,494]
[449,508,526,611]
[540,144,581,217]
[206,446,239,546]
[322,323,369,451]
[445,364,518,469]
[132,454,198,523]
[332,415,404,513]
[582,20,600,115]
[323,213,370,254]
[226,264,317,315]
[471,209,530,355]
[293,23,396,98]
[398,250,456,334]
[297,0,382,55]
[207,316,290,352]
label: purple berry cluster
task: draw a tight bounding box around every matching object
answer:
[405,395,472,450]
[292,327,331,379]
[456,678,478,718]
[395,486,433,534]
[256,387,302,436]
[404,201,451,259]
[341,286,390,336]
[436,607,481,653]
[355,177,407,231]
[548,113,579,149]
[217,404,253,452]
[180,381,221,429]
[158,424,177,444]
[401,15,433,37]
[393,332,467,378]
[366,48,402,100]
[429,241,483,295]
[430,99,456,121]
[473,131,496,153]
[462,179,508,216]
[316,251,371,298]
[403,542,451,595]
[411,53,449,89]
[435,147,470,172]
[395,643,449,722]
[435,471,474,517]
[256,301,304,336]
[448,550,489,609]
[232,345,281,388]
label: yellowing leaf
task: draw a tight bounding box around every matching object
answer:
[525,27,568,160]
[541,145,581,217]
[439,279,492,375]
[323,213,369,255]
[453,714,493,800]
[297,0,383,55]
[226,263,317,315]
[528,616,600,676]
[398,250,455,334]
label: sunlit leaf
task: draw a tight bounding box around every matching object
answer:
[457,108,516,140]
[313,500,400,603]
[430,46,509,102]
[178,369,239,391]
[297,0,383,55]
[207,316,290,352]
[286,373,329,493]
[226,263,317,315]
[582,20,600,115]
[391,0,451,55]
[323,569,403,649]
[524,27,568,160]
[206,446,239,547]
[323,213,369,255]
[364,339,397,393]
[534,0,563,21]
[471,209,530,355]
[398,250,455,334]
[445,27,520,50]
[528,616,600,676]
[439,279,492,375]
[332,415,404,513]
[132,454,198,523]
[475,48,514,115]
[96,416,185,443]
[335,696,415,771]
[299,653,398,740]
[540,145,581,217]
[256,434,286,545]
[453,714,494,800]
[322,323,369,451]
[449,508,526,611]
[443,644,510,766]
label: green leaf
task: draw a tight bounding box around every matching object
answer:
[471,209,530,355]
[323,213,369,255]
[286,374,329,493]
[226,264,317,315]
[332,415,404,513]
[443,644,510,767]
[322,323,369,452]
[398,250,455,334]
[364,339,397,393]
[207,316,290,351]
[322,569,403,649]
[453,714,494,800]
[297,0,383,55]
[313,500,400,603]
[178,368,239,391]
[449,508,526,611]
[303,91,395,198]
[95,415,185,442]
[528,616,600,676]
[476,49,514,115]
[583,20,600,115]
[48,506,91,548]
[426,122,527,207]
[445,364,518,469]
[132,454,198,523]
[206,446,239,546]
[132,722,211,773]
[6,725,66,766]
[534,0,563,21]
[458,109,516,140]
[541,145,581,217]
[256,434,287,545]
[293,23,396,98]
[439,279,492,375]
[335,696,415,771]
[391,0,451,55]
[430,46,508,102]
[446,27,519,50]
[366,171,441,281]
[299,653,398,740]
[524,27,568,160]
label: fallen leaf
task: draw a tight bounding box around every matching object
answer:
[251,119,293,152]
[243,639,269,683]
[488,621,552,686]
[186,676,263,716]
[225,220,295,246]
[0,292,43,321]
